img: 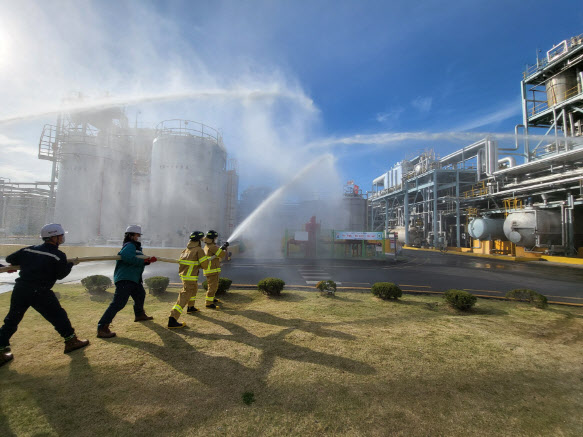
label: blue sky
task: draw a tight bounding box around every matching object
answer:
[1,0,582,193]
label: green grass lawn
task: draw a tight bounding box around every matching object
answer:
[1,285,582,436]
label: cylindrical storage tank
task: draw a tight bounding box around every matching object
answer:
[468,217,506,241]
[343,196,367,231]
[149,120,227,247]
[503,209,562,247]
[98,142,133,240]
[55,132,133,244]
[55,139,104,244]
[546,72,578,105]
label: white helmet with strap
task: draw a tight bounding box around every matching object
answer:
[40,223,66,238]
[125,225,142,234]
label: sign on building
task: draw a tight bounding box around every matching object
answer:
[334,231,384,240]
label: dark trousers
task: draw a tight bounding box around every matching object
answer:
[98,280,146,326]
[0,285,75,348]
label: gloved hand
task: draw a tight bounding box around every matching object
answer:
[6,267,17,273]
[220,242,229,250]
[71,258,80,266]
[146,256,157,264]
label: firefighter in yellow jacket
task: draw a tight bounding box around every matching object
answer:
[202,230,228,309]
[168,231,209,329]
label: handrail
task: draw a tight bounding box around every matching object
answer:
[523,33,583,79]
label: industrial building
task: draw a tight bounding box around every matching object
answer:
[1,105,238,246]
[369,34,583,259]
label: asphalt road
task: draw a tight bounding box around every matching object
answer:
[218,251,583,305]
[2,250,582,305]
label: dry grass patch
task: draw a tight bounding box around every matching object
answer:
[0,285,582,436]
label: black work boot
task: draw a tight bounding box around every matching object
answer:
[97,324,116,338]
[205,303,219,309]
[213,298,221,304]
[168,317,186,329]
[134,313,154,322]
[64,335,90,354]
[187,306,199,314]
[0,349,13,367]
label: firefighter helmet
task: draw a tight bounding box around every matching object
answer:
[206,230,219,240]
[190,231,204,241]
[40,223,65,238]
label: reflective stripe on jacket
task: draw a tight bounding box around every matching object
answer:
[178,240,208,281]
[202,238,226,276]
[6,243,72,289]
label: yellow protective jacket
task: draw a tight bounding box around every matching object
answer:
[178,240,209,282]
[202,237,227,276]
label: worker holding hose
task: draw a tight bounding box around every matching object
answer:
[97,225,156,338]
[0,223,89,368]
[202,230,228,309]
[167,231,209,329]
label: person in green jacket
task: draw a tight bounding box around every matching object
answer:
[97,225,156,338]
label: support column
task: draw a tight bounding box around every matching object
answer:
[404,183,409,246]
[456,169,461,248]
[521,80,530,163]
[433,171,438,248]
[385,200,389,234]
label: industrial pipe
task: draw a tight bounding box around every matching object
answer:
[497,156,516,169]
[0,255,179,274]
[499,124,525,152]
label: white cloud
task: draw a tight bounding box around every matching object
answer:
[376,107,404,123]
[411,96,433,112]
[0,134,38,157]
[0,165,39,181]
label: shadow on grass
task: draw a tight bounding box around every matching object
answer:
[392,299,442,311]
[88,290,114,302]
[443,305,509,317]
[148,290,179,302]
[230,309,357,340]
[0,346,164,436]
[0,403,17,437]
[332,295,362,303]
[262,292,307,302]
[221,292,254,304]
[189,313,375,376]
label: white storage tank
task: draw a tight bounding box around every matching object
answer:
[149,120,227,246]
[503,209,562,247]
[54,128,132,243]
[468,217,506,241]
[546,71,578,105]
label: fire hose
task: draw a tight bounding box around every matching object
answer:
[0,255,178,274]
[0,253,221,274]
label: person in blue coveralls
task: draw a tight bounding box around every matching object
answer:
[0,223,89,368]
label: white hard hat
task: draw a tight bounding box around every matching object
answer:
[125,225,142,234]
[41,223,66,238]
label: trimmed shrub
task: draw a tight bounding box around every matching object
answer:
[258,277,285,296]
[144,276,170,294]
[506,288,548,309]
[371,282,402,300]
[316,280,337,296]
[202,277,233,296]
[81,275,112,294]
[443,289,477,311]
